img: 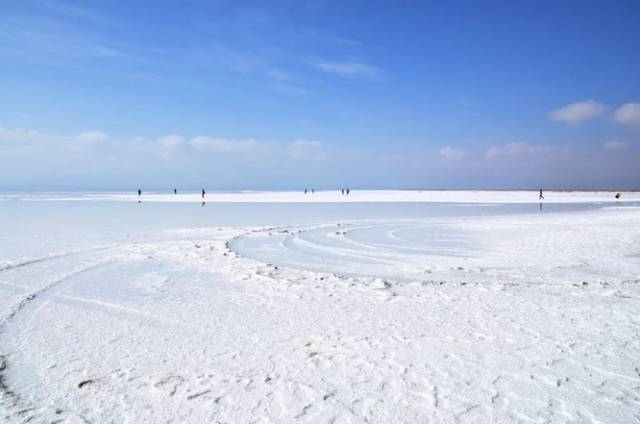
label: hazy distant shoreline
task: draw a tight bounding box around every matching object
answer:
[2,190,639,204]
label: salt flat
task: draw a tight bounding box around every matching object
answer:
[0,193,639,423]
[3,189,640,203]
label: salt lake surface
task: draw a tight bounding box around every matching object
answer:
[1,191,639,423]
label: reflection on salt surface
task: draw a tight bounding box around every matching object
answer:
[0,199,625,231]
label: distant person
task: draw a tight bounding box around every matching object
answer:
[304,188,308,194]
[539,189,544,200]
[201,188,206,199]
[346,188,350,195]
[174,188,177,195]
[311,189,315,194]
[138,189,141,197]
[615,192,621,200]
[341,189,344,195]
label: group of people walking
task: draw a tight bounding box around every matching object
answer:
[136,188,623,202]
[138,188,355,197]
[302,189,352,195]
[539,189,621,201]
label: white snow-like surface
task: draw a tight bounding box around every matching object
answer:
[1,198,640,423]
[2,189,640,203]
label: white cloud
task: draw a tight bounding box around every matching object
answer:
[71,131,109,143]
[548,100,606,123]
[613,103,640,126]
[156,134,186,149]
[128,135,183,157]
[190,136,257,152]
[0,126,108,154]
[63,131,109,152]
[0,126,327,163]
[291,139,321,149]
[603,140,631,150]
[314,61,380,77]
[439,147,466,162]
[0,126,50,143]
[288,139,324,159]
[2,125,640,190]
[485,142,563,158]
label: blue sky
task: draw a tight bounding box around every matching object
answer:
[1,0,639,190]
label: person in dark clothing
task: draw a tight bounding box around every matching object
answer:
[138,189,141,197]
[304,188,308,194]
[174,188,177,195]
[346,188,350,195]
[539,189,544,200]
[201,188,206,199]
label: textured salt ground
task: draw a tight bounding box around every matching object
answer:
[230,210,640,285]
[0,208,639,423]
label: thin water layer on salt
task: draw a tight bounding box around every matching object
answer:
[0,200,619,266]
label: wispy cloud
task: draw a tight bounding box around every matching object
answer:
[265,68,290,80]
[264,68,310,94]
[439,147,466,162]
[485,142,564,158]
[91,45,128,59]
[314,60,381,78]
[39,0,98,21]
[603,140,631,150]
[329,36,360,47]
[613,103,640,126]
[548,100,606,123]
[269,82,311,95]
